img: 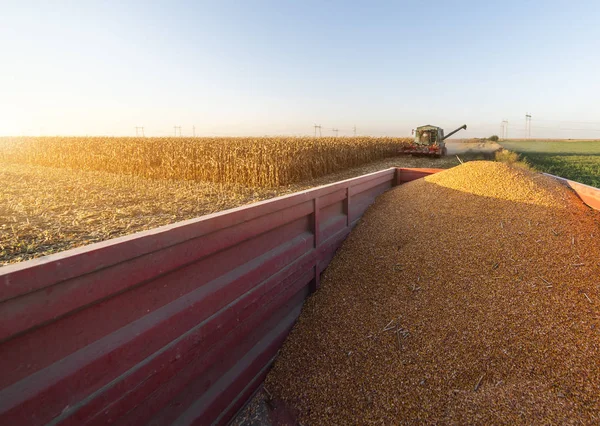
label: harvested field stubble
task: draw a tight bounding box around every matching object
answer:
[266,161,600,424]
[0,156,460,265]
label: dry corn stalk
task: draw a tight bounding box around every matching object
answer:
[0,136,412,188]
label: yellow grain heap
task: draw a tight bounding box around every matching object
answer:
[0,136,411,187]
[266,161,600,424]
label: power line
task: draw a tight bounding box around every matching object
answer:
[530,118,600,125]
[530,126,600,132]
[496,114,600,138]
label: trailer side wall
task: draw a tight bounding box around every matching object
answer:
[0,167,596,426]
[0,168,403,426]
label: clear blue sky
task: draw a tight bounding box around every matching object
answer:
[1,0,599,138]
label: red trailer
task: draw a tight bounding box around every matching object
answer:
[0,167,598,425]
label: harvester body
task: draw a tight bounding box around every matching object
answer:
[403,124,467,157]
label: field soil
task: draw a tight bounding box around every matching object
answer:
[1,155,463,265]
[446,140,502,155]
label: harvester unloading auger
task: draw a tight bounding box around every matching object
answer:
[403,124,467,157]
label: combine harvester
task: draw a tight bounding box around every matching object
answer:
[0,166,599,425]
[404,124,467,156]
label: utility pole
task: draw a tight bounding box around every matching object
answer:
[193,125,196,137]
[525,113,532,138]
[501,120,509,139]
[332,128,339,137]
[314,124,322,137]
[353,125,357,137]
[135,126,145,137]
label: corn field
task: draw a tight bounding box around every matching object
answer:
[0,137,411,187]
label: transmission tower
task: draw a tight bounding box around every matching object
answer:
[174,126,182,137]
[525,113,532,138]
[135,126,145,137]
[332,128,339,137]
[353,125,357,137]
[313,124,322,137]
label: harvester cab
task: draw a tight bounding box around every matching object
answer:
[406,124,467,157]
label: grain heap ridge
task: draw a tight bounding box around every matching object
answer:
[266,161,600,425]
